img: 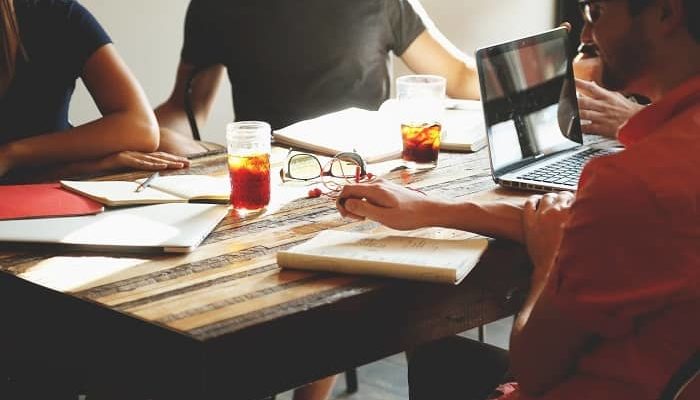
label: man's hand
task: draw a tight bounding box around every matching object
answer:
[158,127,209,156]
[576,79,645,138]
[522,192,575,279]
[336,179,435,230]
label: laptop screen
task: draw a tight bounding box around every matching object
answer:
[476,28,582,176]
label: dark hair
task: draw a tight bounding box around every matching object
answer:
[0,0,26,94]
[684,0,699,42]
[628,0,654,14]
[630,0,699,42]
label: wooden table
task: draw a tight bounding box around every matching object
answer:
[0,148,533,400]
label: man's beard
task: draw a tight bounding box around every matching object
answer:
[600,59,629,91]
[598,31,649,93]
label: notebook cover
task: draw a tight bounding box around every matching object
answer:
[0,183,104,220]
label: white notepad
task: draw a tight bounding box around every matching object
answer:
[0,203,229,253]
[273,108,403,163]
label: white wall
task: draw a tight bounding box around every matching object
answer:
[72,0,555,146]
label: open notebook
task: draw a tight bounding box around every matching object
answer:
[273,108,402,163]
[380,99,486,152]
[272,103,486,164]
[61,174,230,206]
[277,230,489,284]
[0,203,229,253]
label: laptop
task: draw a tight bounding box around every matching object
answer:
[476,27,619,192]
[0,203,229,253]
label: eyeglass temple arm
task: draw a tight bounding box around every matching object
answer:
[184,67,203,142]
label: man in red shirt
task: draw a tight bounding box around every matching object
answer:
[336,0,699,399]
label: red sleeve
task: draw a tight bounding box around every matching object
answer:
[549,158,696,337]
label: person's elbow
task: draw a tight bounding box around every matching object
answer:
[126,109,160,152]
[447,64,480,100]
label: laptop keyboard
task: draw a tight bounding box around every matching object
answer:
[517,148,612,187]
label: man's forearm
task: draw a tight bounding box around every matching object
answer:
[447,64,480,100]
[155,102,193,137]
[428,199,525,242]
[155,102,211,155]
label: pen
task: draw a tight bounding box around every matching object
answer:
[134,171,159,193]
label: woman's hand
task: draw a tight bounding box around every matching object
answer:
[576,79,645,138]
[336,179,435,230]
[94,151,190,172]
[55,151,190,177]
[522,192,575,279]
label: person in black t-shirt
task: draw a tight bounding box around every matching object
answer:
[156,2,480,397]
[156,0,481,156]
[0,0,189,181]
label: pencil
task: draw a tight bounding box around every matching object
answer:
[134,172,159,193]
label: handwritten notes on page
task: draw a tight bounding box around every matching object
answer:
[277,230,489,284]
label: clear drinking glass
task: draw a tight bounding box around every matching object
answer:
[396,75,446,169]
[226,121,271,212]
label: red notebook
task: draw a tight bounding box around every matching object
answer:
[0,183,104,220]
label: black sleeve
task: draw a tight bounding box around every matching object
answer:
[386,0,426,56]
[181,0,220,67]
[65,1,112,75]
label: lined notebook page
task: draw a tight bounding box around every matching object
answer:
[277,230,489,284]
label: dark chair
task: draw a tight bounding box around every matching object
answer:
[182,68,226,156]
[184,67,203,142]
[659,351,700,400]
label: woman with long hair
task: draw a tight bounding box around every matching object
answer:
[0,0,188,181]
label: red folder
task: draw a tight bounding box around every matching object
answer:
[0,183,104,220]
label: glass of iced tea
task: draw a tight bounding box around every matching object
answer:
[226,121,271,213]
[396,75,446,169]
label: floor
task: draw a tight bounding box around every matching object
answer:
[276,316,513,400]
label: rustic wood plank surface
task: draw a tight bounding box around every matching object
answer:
[0,147,536,399]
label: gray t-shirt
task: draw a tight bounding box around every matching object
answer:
[182,0,425,129]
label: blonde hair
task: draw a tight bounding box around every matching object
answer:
[0,0,26,94]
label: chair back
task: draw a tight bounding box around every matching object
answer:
[184,67,203,142]
[659,351,700,400]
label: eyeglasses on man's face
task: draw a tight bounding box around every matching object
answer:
[280,150,367,182]
[578,0,614,24]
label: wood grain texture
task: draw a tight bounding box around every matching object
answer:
[0,148,537,399]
